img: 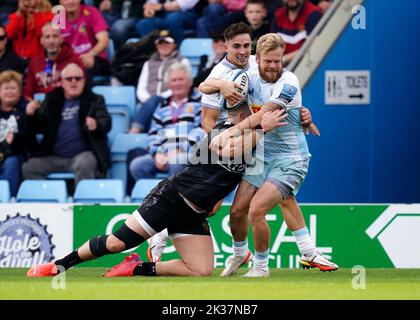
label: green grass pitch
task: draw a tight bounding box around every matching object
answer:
[1,268,419,300]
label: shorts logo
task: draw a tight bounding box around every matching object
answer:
[0,214,55,268]
[278,84,297,105]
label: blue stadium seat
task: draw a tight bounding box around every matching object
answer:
[93,85,137,142]
[92,85,136,118]
[16,180,67,203]
[111,133,148,160]
[33,92,45,103]
[131,179,162,203]
[47,172,75,180]
[126,38,140,44]
[73,179,124,203]
[108,38,115,61]
[0,180,10,203]
[109,133,149,187]
[179,38,213,77]
[108,113,130,143]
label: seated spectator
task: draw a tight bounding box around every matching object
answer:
[59,0,110,78]
[0,24,26,75]
[129,62,203,180]
[35,0,52,12]
[23,63,111,185]
[271,0,322,65]
[244,0,270,54]
[311,0,333,13]
[136,30,190,104]
[0,70,35,196]
[5,0,53,61]
[135,0,200,44]
[192,32,226,88]
[196,0,247,37]
[23,23,84,100]
[0,0,18,24]
[98,0,147,49]
[130,30,191,133]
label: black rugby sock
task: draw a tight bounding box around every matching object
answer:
[133,262,157,276]
[55,250,83,271]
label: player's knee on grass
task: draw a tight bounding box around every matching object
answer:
[189,263,213,276]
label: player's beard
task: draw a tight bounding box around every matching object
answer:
[259,65,282,83]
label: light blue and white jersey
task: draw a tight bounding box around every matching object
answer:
[201,55,257,122]
[247,69,311,163]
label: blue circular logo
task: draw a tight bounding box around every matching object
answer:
[0,213,55,268]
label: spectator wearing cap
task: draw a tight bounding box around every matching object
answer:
[135,0,200,44]
[0,24,26,75]
[131,30,191,133]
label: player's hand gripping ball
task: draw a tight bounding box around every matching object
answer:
[220,70,249,111]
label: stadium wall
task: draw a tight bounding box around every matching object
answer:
[298,0,420,203]
[1,204,419,269]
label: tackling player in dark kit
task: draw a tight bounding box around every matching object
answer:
[27,104,287,277]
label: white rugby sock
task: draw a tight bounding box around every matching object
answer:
[292,227,317,257]
[253,249,269,269]
[233,240,248,257]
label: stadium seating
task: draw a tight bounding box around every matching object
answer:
[0,180,10,203]
[131,179,162,203]
[16,180,67,203]
[109,133,148,187]
[92,85,136,142]
[93,85,136,118]
[47,172,75,180]
[73,179,124,203]
[179,38,213,77]
[33,92,45,103]
[126,38,140,44]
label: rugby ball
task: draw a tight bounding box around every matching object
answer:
[220,70,249,111]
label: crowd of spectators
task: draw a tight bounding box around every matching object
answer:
[0,0,331,197]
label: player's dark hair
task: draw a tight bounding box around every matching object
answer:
[223,22,252,42]
[0,24,5,33]
[246,0,267,8]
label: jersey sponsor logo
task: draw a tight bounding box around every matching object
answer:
[250,104,263,114]
[278,84,298,105]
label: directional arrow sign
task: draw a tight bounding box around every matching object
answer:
[325,71,370,105]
